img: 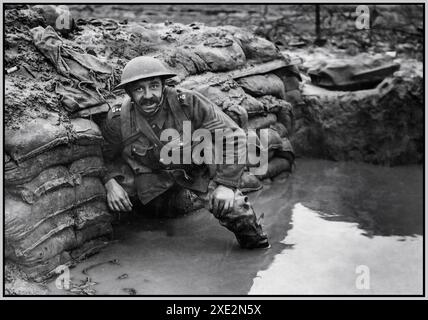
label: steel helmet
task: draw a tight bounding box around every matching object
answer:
[115,56,176,90]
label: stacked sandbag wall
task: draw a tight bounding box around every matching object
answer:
[187,72,297,186]
[5,79,113,281]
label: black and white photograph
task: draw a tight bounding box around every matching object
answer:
[2,1,425,299]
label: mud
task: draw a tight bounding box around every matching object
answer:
[288,48,424,165]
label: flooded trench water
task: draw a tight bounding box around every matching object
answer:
[47,159,423,295]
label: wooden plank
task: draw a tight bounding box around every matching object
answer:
[179,58,301,90]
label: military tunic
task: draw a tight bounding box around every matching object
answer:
[101,86,247,205]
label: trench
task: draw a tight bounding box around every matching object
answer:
[46,158,423,295]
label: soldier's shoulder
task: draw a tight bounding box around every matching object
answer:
[107,96,132,121]
[174,87,206,106]
[172,87,191,104]
[106,106,121,129]
[110,104,122,116]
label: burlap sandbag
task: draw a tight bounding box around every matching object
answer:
[270,122,288,138]
[224,26,282,62]
[5,144,103,186]
[75,221,113,247]
[257,95,294,134]
[5,200,110,262]
[162,47,209,76]
[75,201,112,230]
[14,252,69,282]
[6,227,77,267]
[256,157,291,180]
[248,113,277,130]
[7,157,105,204]
[6,113,103,164]
[7,166,70,204]
[14,238,110,282]
[194,80,263,116]
[5,177,106,262]
[69,156,106,177]
[223,104,249,130]
[267,128,283,150]
[237,73,286,98]
[239,171,263,193]
[193,38,246,72]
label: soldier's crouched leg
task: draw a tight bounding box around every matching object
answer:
[146,186,205,218]
[201,184,269,249]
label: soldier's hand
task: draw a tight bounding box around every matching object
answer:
[105,178,133,212]
[210,185,235,217]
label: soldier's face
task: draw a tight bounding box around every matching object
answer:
[127,77,163,114]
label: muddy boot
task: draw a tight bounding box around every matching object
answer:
[217,192,269,249]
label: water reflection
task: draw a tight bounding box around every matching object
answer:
[250,203,422,295]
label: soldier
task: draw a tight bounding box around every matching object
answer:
[101,56,272,249]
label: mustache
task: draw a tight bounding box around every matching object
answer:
[139,96,160,106]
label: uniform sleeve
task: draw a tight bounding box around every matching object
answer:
[100,110,127,185]
[183,90,246,189]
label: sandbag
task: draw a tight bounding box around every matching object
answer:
[6,227,76,267]
[223,104,249,130]
[6,113,103,164]
[248,113,277,130]
[8,166,70,204]
[15,238,110,282]
[267,128,283,150]
[192,37,246,72]
[277,72,304,107]
[75,201,112,230]
[270,122,288,138]
[69,156,106,177]
[225,26,282,62]
[239,171,263,194]
[6,200,110,262]
[163,47,209,76]
[7,157,105,204]
[237,73,285,98]
[257,95,294,133]
[5,177,106,253]
[5,144,103,186]
[280,137,294,154]
[76,221,113,247]
[194,80,263,115]
[256,157,291,180]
